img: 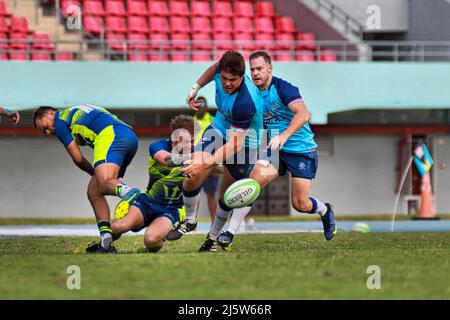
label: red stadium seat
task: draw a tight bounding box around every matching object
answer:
[191,17,212,34]
[274,51,293,62]
[31,33,55,50]
[61,0,81,17]
[31,51,52,61]
[275,16,296,33]
[10,16,31,34]
[169,0,189,17]
[148,32,170,50]
[0,32,8,49]
[254,17,274,34]
[83,16,103,35]
[234,33,255,51]
[55,51,75,61]
[147,0,169,17]
[0,17,7,33]
[274,32,295,50]
[319,50,337,62]
[148,52,169,61]
[233,17,254,34]
[254,33,274,50]
[105,0,126,17]
[105,16,127,34]
[128,51,148,61]
[128,16,148,34]
[255,1,275,17]
[191,32,212,50]
[127,0,147,17]
[148,16,169,33]
[191,51,211,61]
[213,32,234,51]
[0,0,11,17]
[234,1,254,18]
[170,51,188,62]
[170,16,190,34]
[128,33,148,50]
[212,1,232,18]
[83,0,105,17]
[0,52,7,60]
[297,32,317,50]
[213,17,233,34]
[106,32,126,51]
[190,1,212,17]
[171,32,190,50]
[296,50,315,62]
[9,32,27,49]
[9,51,28,60]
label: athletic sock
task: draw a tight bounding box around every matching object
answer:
[227,206,252,235]
[209,199,233,240]
[308,197,328,217]
[115,183,131,198]
[183,188,201,224]
[97,220,112,249]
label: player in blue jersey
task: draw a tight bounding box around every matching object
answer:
[168,51,264,252]
[108,115,195,252]
[217,51,337,249]
[33,104,140,253]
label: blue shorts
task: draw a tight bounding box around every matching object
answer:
[93,125,138,178]
[131,193,182,232]
[260,149,318,179]
[202,174,220,194]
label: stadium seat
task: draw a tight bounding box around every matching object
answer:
[296,50,315,62]
[170,51,188,62]
[191,32,212,50]
[191,17,212,34]
[127,0,147,17]
[9,32,27,50]
[128,32,148,50]
[169,0,190,17]
[274,32,295,50]
[0,17,7,33]
[55,51,75,61]
[0,32,8,49]
[148,32,170,50]
[234,1,254,18]
[255,1,275,17]
[213,32,234,51]
[319,50,337,62]
[212,1,232,18]
[233,17,254,34]
[190,1,212,17]
[106,32,126,51]
[170,16,190,34]
[105,0,126,17]
[213,17,233,34]
[83,16,103,35]
[148,52,169,61]
[191,51,211,61]
[297,32,317,50]
[31,51,52,61]
[275,16,296,33]
[128,51,148,61]
[254,33,274,50]
[148,16,169,33]
[105,16,127,34]
[83,0,105,17]
[10,16,32,34]
[61,0,81,17]
[234,33,255,51]
[31,33,55,50]
[274,51,293,62]
[9,51,28,60]
[147,0,169,17]
[128,16,148,34]
[0,0,11,17]
[254,17,274,34]
[170,32,190,50]
[0,52,7,60]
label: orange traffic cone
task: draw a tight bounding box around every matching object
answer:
[415,172,439,219]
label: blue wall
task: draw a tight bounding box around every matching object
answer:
[1,61,449,124]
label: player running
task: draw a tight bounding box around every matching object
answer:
[107,115,196,252]
[0,107,20,124]
[217,51,337,249]
[33,104,140,253]
[169,50,264,252]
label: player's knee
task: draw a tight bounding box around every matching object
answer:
[144,233,163,248]
[292,197,311,213]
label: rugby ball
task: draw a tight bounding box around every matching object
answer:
[224,178,260,209]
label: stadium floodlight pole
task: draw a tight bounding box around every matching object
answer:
[391,155,414,233]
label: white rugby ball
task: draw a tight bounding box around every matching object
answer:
[223,178,261,209]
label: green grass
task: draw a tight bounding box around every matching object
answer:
[1,232,450,299]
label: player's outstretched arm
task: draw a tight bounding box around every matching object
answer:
[213,129,246,166]
[66,141,95,176]
[268,102,311,151]
[186,62,218,110]
[0,107,20,124]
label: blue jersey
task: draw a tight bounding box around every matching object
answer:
[262,76,317,154]
[212,66,263,149]
[54,104,130,148]
[146,139,184,207]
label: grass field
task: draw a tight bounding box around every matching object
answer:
[1,232,450,299]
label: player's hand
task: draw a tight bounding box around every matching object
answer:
[186,83,201,109]
[181,155,214,178]
[268,134,289,151]
[10,111,20,124]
